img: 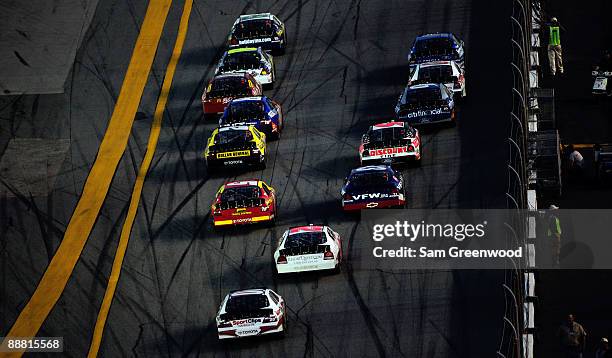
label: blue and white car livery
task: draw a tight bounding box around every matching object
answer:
[219,96,283,139]
[407,33,465,69]
[395,83,456,125]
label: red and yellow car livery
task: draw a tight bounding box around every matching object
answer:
[202,73,262,117]
[211,179,276,227]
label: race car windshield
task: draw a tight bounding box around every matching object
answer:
[225,294,269,314]
[233,20,276,39]
[368,127,411,142]
[414,38,454,56]
[208,77,250,98]
[405,88,441,103]
[222,52,261,71]
[418,66,453,83]
[285,232,326,248]
[220,186,260,202]
[227,101,265,123]
[216,129,252,145]
[349,172,389,188]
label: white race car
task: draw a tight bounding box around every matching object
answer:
[215,47,275,89]
[274,225,343,274]
[216,288,287,339]
[408,60,466,99]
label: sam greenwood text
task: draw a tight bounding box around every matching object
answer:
[372,246,523,258]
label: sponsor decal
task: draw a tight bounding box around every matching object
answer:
[352,193,398,200]
[222,97,231,103]
[236,329,259,336]
[232,318,263,326]
[233,217,254,223]
[223,160,244,165]
[217,150,250,159]
[403,108,446,119]
[231,211,252,216]
[240,38,273,44]
[366,202,379,208]
[368,147,411,157]
[288,254,324,264]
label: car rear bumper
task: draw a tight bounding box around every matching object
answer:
[276,259,337,274]
[218,319,285,339]
[213,213,275,227]
[342,198,405,211]
[361,152,420,165]
[206,153,263,168]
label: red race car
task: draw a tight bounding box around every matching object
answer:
[201,73,262,118]
[211,179,277,227]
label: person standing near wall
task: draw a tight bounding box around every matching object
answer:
[548,17,564,76]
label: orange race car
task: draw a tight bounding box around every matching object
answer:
[211,179,277,227]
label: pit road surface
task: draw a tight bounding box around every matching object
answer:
[0,0,511,356]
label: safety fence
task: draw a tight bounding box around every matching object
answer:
[495,0,539,357]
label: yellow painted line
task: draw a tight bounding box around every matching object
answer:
[0,0,173,356]
[87,1,193,356]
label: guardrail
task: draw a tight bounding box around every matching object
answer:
[496,0,535,357]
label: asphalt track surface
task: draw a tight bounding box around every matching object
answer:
[0,0,512,357]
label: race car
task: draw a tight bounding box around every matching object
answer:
[408,61,466,99]
[203,125,267,169]
[211,179,277,227]
[274,225,343,274]
[359,121,420,165]
[219,96,283,139]
[216,288,287,339]
[341,165,406,211]
[228,13,287,55]
[407,33,465,69]
[201,73,262,117]
[215,47,275,89]
[395,83,456,125]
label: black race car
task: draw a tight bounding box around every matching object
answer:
[228,13,287,55]
[395,83,456,125]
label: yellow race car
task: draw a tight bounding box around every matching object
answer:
[204,125,267,170]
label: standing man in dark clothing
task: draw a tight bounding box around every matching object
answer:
[559,314,587,358]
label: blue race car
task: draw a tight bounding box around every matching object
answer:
[341,165,405,211]
[219,96,284,139]
[395,83,456,125]
[407,33,465,69]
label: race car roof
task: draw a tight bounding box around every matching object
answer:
[288,225,325,234]
[231,96,265,102]
[372,122,405,129]
[352,165,390,173]
[417,32,454,40]
[224,179,261,188]
[239,13,273,21]
[409,83,440,90]
[227,47,258,55]
[212,73,250,80]
[218,125,251,132]
[419,61,452,67]
[229,288,267,296]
